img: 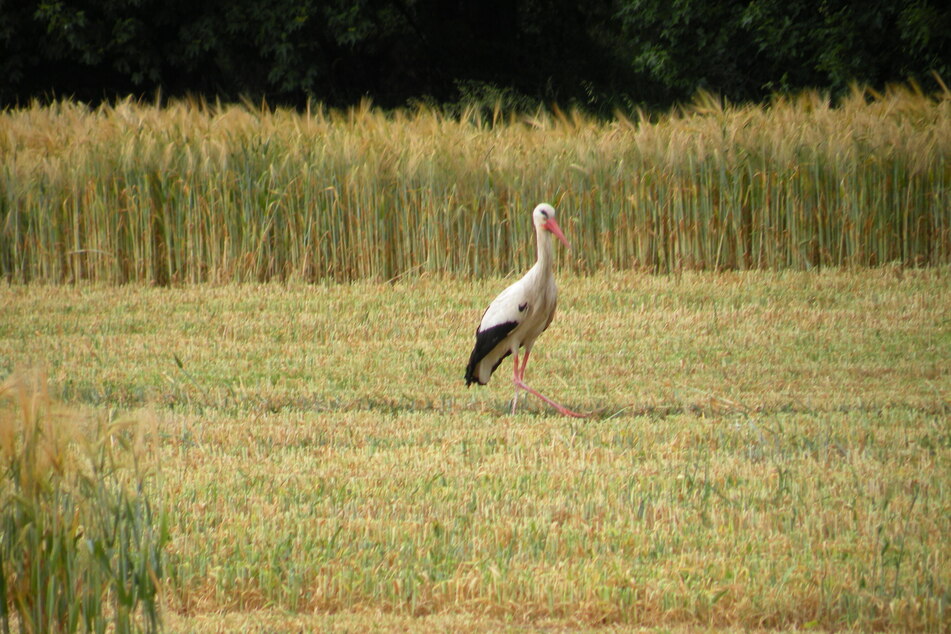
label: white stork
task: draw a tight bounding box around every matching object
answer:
[465,203,586,417]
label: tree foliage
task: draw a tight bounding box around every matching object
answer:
[2,0,949,110]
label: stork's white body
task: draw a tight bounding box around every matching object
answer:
[465,239,558,386]
[465,203,584,417]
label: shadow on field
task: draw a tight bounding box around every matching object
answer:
[57,379,951,420]
[242,395,724,420]
[294,396,950,420]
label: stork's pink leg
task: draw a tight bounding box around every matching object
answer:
[511,349,587,418]
[517,349,531,381]
[514,378,588,418]
[511,351,522,414]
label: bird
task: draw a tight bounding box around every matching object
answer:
[465,203,586,417]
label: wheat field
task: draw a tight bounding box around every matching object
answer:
[2,86,949,284]
[1,268,948,631]
[1,87,949,630]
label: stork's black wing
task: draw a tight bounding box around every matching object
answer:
[465,320,519,385]
[464,278,532,386]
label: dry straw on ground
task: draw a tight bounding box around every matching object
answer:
[2,269,948,630]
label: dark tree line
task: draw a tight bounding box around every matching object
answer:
[3,0,949,111]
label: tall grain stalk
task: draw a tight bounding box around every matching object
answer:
[0,370,167,633]
[1,87,948,283]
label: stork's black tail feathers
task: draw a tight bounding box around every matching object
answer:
[465,342,488,386]
[464,363,479,386]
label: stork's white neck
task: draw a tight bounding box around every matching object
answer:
[534,225,554,274]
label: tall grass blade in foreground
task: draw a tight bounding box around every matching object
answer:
[0,370,167,633]
[1,86,948,283]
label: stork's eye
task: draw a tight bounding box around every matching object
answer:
[539,210,548,218]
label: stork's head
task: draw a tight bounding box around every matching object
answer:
[532,203,571,249]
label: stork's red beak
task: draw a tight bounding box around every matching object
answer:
[544,218,571,250]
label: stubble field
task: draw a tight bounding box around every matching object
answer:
[1,267,948,631]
